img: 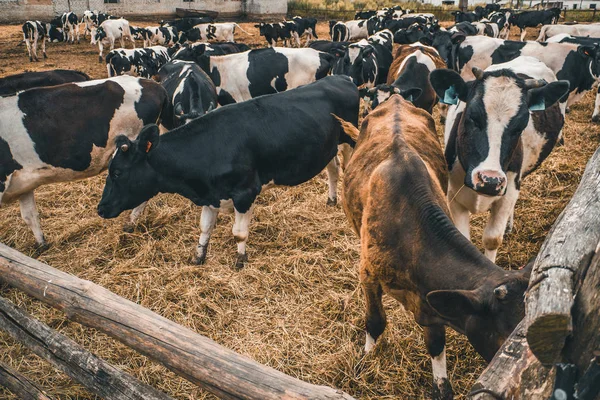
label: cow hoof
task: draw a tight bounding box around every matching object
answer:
[98,57,103,63]
[194,254,207,265]
[33,242,50,257]
[326,197,337,206]
[234,253,248,270]
[440,116,446,124]
[565,107,571,114]
[432,378,453,400]
[592,115,600,123]
[558,136,565,147]
[43,54,47,59]
[122,223,135,233]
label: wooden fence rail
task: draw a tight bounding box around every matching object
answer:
[0,243,355,400]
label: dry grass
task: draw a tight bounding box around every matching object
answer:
[0,21,598,400]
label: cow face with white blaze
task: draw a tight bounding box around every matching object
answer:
[430,67,569,197]
[98,127,160,219]
[420,31,465,69]
[334,41,378,87]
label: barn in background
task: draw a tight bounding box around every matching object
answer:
[0,0,287,23]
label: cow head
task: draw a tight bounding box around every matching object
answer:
[97,125,161,219]
[92,26,106,44]
[254,22,267,36]
[339,43,378,87]
[578,44,600,79]
[430,67,569,196]
[394,23,428,44]
[359,85,422,115]
[420,30,465,70]
[426,264,532,362]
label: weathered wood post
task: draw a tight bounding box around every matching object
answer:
[0,360,52,400]
[525,146,600,365]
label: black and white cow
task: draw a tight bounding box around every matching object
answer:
[205,47,334,106]
[145,26,179,47]
[46,23,65,42]
[61,12,79,44]
[288,16,318,46]
[309,40,350,54]
[255,22,282,47]
[332,30,393,88]
[426,33,600,114]
[81,10,95,38]
[508,8,561,41]
[330,20,369,42]
[91,19,136,62]
[537,23,600,42]
[0,69,89,96]
[430,57,569,261]
[157,60,217,129]
[97,75,358,268]
[185,23,252,43]
[22,21,46,62]
[447,21,479,36]
[0,75,168,247]
[472,20,500,38]
[106,46,170,78]
[487,11,510,39]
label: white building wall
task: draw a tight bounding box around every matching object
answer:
[0,0,286,22]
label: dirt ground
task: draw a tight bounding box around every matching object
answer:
[0,20,598,400]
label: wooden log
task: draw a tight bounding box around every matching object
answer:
[565,243,600,375]
[469,320,554,400]
[0,295,173,400]
[0,359,52,400]
[0,243,355,400]
[525,146,600,365]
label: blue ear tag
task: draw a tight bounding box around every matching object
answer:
[529,100,545,111]
[443,85,459,105]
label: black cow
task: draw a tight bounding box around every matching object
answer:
[451,11,479,23]
[355,10,377,20]
[46,23,64,42]
[157,60,218,129]
[394,23,431,44]
[0,70,89,96]
[97,75,359,268]
[509,8,561,41]
[106,46,171,78]
[160,17,214,33]
[170,42,250,73]
[254,22,296,47]
[309,40,350,54]
[0,76,168,247]
[384,16,429,33]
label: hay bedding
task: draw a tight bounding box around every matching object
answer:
[0,21,597,399]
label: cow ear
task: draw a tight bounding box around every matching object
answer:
[527,80,570,111]
[451,32,466,44]
[358,86,370,98]
[362,46,374,57]
[429,69,467,105]
[419,36,433,46]
[401,87,422,102]
[426,289,483,319]
[577,45,597,59]
[136,124,160,154]
[174,103,184,117]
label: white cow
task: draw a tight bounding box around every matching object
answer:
[190,23,253,43]
[91,19,135,63]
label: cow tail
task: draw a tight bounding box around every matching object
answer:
[22,23,32,40]
[234,23,253,36]
[331,113,358,146]
[536,25,547,42]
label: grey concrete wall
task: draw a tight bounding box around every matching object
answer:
[0,0,286,23]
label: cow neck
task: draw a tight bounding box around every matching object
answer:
[408,183,505,292]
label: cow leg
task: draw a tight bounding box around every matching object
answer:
[339,143,353,171]
[593,87,600,123]
[42,36,47,59]
[520,28,527,41]
[232,205,254,269]
[32,37,38,62]
[449,200,471,241]
[19,191,46,247]
[424,325,453,400]
[76,24,80,43]
[483,177,519,262]
[326,156,340,206]
[25,38,33,62]
[195,205,219,265]
[98,42,104,63]
[362,280,386,352]
[293,31,300,47]
[438,103,448,124]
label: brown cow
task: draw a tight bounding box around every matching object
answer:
[360,44,446,115]
[340,95,532,399]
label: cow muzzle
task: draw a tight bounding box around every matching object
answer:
[471,170,507,196]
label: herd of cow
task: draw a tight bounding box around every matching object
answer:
[3,5,600,398]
